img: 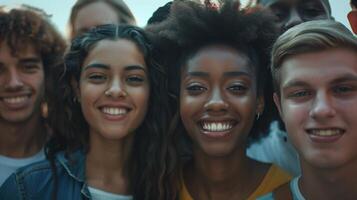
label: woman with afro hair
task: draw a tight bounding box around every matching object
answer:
[147,0,291,199]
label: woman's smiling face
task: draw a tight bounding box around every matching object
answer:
[180,45,264,157]
[77,39,149,140]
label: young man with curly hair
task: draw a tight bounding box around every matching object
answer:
[0,7,66,186]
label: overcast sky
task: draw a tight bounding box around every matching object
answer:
[1,0,352,38]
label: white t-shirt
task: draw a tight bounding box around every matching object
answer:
[88,187,133,200]
[256,176,305,200]
[0,149,45,186]
[247,121,301,176]
[290,176,305,200]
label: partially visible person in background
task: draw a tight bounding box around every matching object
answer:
[259,19,357,200]
[258,0,332,33]
[349,0,357,34]
[68,0,136,39]
[0,7,66,186]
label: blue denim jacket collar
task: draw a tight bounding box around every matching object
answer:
[57,150,91,198]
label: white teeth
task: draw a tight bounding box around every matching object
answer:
[3,96,28,104]
[310,129,342,136]
[101,107,127,115]
[201,122,233,132]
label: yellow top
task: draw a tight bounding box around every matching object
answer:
[179,164,291,200]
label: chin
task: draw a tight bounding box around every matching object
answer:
[303,152,352,170]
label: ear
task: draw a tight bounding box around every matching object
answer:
[70,77,81,102]
[273,92,282,118]
[256,95,265,115]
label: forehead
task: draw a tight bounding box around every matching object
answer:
[0,41,39,60]
[185,45,251,72]
[83,39,146,68]
[74,2,119,31]
[280,49,357,86]
[262,0,324,6]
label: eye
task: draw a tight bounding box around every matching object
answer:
[186,83,207,95]
[126,75,145,85]
[21,64,40,73]
[88,73,107,83]
[332,85,356,95]
[299,3,327,19]
[227,84,248,94]
[287,90,312,99]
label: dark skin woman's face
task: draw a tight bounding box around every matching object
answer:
[265,0,330,32]
[179,45,264,157]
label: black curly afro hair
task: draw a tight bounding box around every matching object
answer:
[147,0,279,141]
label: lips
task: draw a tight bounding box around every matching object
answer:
[99,105,132,121]
[198,120,238,138]
[200,121,236,132]
[306,128,345,143]
[101,107,128,116]
[0,95,30,109]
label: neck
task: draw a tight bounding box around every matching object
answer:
[0,115,46,158]
[86,130,133,194]
[184,146,268,199]
[300,160,357,200]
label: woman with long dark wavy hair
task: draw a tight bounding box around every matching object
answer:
[0,24,176,200]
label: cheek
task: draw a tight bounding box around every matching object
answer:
[131,86,150,116]
[281,101,308,128]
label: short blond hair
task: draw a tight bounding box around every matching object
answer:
[271,20,357,94]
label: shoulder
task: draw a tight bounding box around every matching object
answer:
[263,164,292,187]
[0,159,56,199]
[0,150,86,199]
[248,164,292,199]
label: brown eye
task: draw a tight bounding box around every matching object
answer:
[186,84,207,95]
[88,73,107,83]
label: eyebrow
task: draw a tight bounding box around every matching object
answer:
[186,71,251,77]
[19,57,41,64]
[223,71,252,78]
[124,65,147,73]
[330,74,357,84]
[282,80,310,89]
[84,63,147,72]
[186,71,209,77]
[84,63,110,71]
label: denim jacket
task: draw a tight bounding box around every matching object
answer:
[0,150,91,200]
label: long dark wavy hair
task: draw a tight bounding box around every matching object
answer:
[46,24,176,200]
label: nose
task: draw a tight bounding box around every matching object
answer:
[283,9,303,31]
[309,91,336,120]
[4,68,24,90]
[204,87,228,112]
[104,78,127,98]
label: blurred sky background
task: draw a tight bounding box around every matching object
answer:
[0,0,352,39]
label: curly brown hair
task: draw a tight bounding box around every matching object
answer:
[0,7,66,118]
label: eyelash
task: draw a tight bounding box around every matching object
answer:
[127,75,144,82]
[333,85,355,94]
[186,84,207,95]
[288,90,312,98]
[88,74,107,82]
[227,84,248,93]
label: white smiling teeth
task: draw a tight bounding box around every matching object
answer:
[3,96,28,104]
[310,129,342,136]
[102,107,127,115]
[202,122,233,132]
